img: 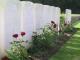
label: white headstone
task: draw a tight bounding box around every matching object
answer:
[65,9,72,24]
[49,6,56,22]
[0,0,6,58]
[5,0,20,48]
[20,1,35,41]
[54,7,61,32]
[42,5,50,28]
[34,3,43,31]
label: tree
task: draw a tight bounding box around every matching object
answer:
[20,0,80,14]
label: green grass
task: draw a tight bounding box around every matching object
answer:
[61,14,80,17]
[49,22,80,60]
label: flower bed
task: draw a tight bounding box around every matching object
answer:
[5,16,78,60]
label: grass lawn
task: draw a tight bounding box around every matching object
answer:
[49,21,80,60]
[61,14,80,17]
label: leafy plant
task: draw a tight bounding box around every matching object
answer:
[7,32,29,60]
[28,23,58,54]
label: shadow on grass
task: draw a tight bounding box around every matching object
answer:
[49,29,80,60]
[37,28,79,60]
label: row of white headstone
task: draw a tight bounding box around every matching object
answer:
[0,0,71,58]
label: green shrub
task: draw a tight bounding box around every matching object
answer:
[7,32,29,60]
[7,41,28,60]
[28,25,57,54]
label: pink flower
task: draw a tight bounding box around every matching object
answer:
[13,34,18,38]
[21,32,26,36]
[53,24,57,28]
[64,23,67,26]
[1,56,9,60]
[51,21,55,24]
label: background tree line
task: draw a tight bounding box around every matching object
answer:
[20,0,80,14]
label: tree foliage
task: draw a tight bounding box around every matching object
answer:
[20,0,80,14]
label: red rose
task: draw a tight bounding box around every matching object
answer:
[1,56,9,60]
[51,21,55,24]
[54,24,57,28]
[13,34,18,38]
[21,32,26,36]
[59,29,62,32]
[64,23,67,26]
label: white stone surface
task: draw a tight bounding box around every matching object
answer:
[49,6,56,22]
[54,7,61,31]
[0,1,62,58]
[0,0,6,59]
[65,9,72,24]
[41,5,50,28]
[34,3,43,31]
[20,1,35,41]
[5,0,20,49]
